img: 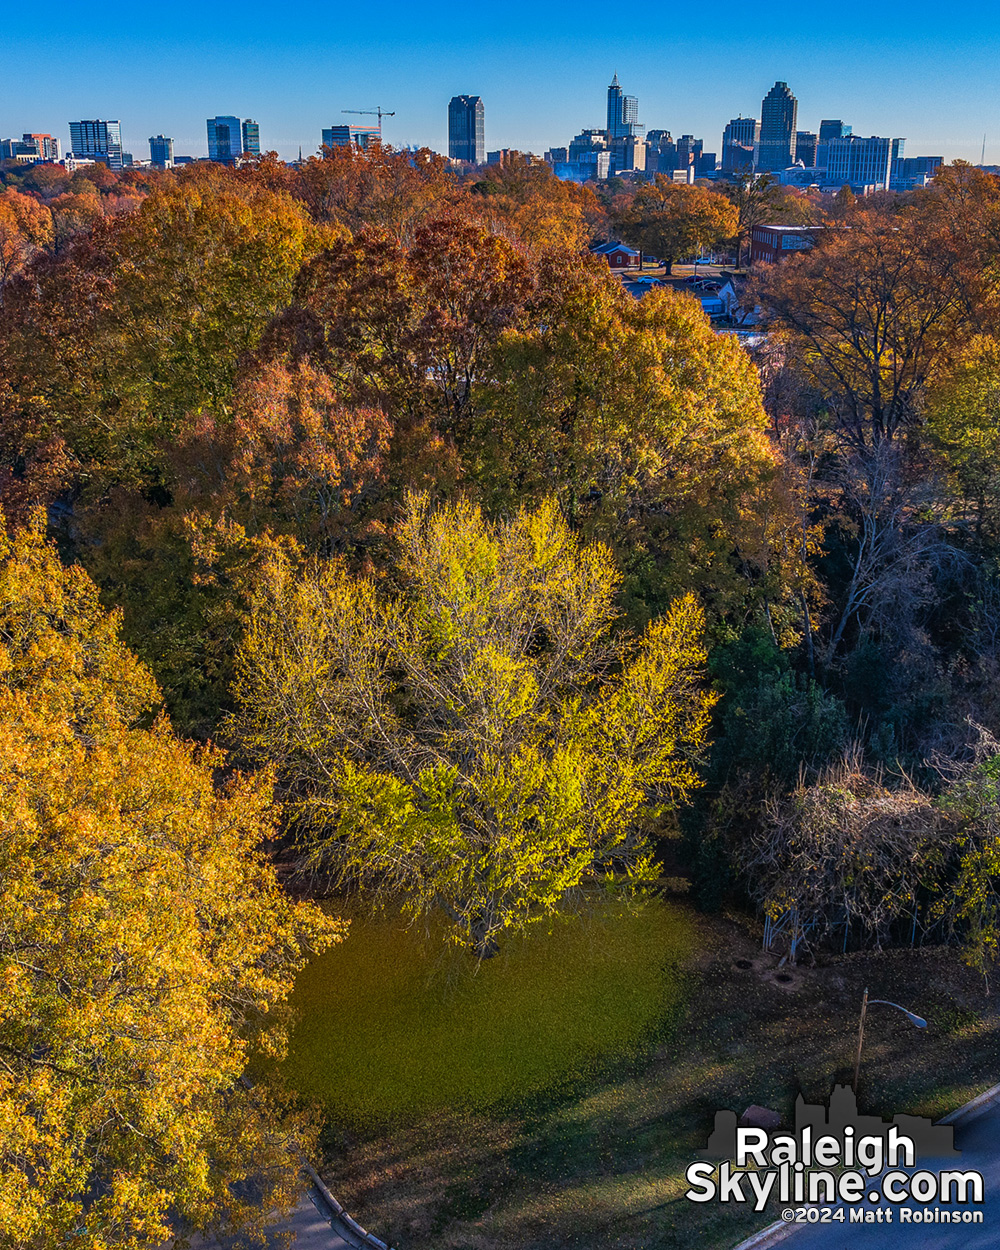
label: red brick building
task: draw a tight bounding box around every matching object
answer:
[591,241,643,270]
[750,224,826,265]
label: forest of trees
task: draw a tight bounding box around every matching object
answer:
[4,144,1000,1245]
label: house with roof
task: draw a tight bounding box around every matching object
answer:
[590,240,643,270]
[717,271,760,326]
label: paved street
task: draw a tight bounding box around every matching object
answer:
[183,1186,361,1250]
[765,1103,1000,1249]
[257,1189,358,1249]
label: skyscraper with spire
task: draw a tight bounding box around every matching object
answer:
[606,73,639,140]
[605,73,644,171]
[607,73,623,137]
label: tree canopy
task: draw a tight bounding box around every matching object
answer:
[613,178,738,271]
[0,517,341,1249]
[229,495,715,956]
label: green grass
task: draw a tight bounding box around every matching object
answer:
[308,906,1000,1250]
[281,897,696,1123]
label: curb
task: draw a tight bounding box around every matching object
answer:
[304,1161,397,1250]
[731,1219,800,1250]
[729,1081,1000,1250]
[938,1080,1000,1127]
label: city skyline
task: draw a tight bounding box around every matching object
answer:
[1,0,997,163]
[4,70,986,172]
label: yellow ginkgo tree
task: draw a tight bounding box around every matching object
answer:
[230,494,716,957]
[0,516,342,1250]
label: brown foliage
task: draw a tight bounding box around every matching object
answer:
[175,358,391,553]
[294,143,461,241]
[274,217,535,448]
[755,200,981,447]
[467,154,603,253]
[0,164,324,511]
[743,752,945,949]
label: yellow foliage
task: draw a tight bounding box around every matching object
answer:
[0,516,342,1249]
[229,495,716,956]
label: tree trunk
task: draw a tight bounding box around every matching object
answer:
[469,906,500,959]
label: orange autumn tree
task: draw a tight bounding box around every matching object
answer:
[285,217,536,438]
[0,188,53,300]
[294,142,462,241]
[614,177,738,271]
[0,516,342,1250]
[468,153,602,253]
[73,356,392,735]
[0,162,329,495]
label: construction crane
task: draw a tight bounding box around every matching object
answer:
[342,107,396,130]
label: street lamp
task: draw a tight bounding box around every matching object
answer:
[853,986,927,1091]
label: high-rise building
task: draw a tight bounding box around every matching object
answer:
[721,116,759,173]
[826,135,904,192]
[819,120,852,143]
[890,154,943,190]
[22,133,60,161]
[607,73,624,138]
[1,133,60,162]
[565,130,611,180]
[756,81,798,172]
[242,120,260,157]
[613,134,646,173]
[69,119,123,170]
[622,95,639,129]
[676,134,703,170]
[647,129,677,174]
[207,116,258,162]
[605,74,645,173]
[448,95,485,164]
[796,131,818,167]
[606,73,642,141]
[149,135,174,168]
[569,129,608,161]
[322,124,381,150]
[207,116,241,161]
[815,121,851,171]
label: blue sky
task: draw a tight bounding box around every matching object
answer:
[2,0,997,164]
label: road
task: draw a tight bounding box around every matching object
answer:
[183,1185,362,1250]
[257,1188,359,1249]
[762,1103,1000,1249]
